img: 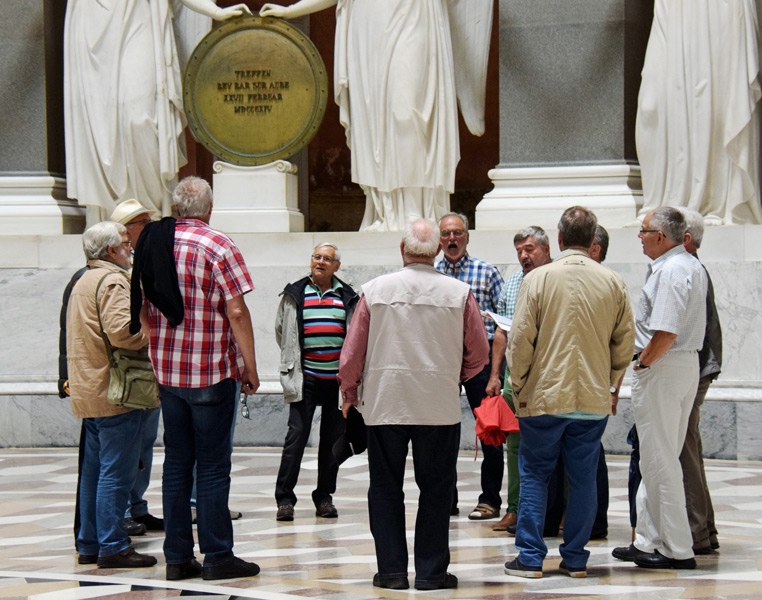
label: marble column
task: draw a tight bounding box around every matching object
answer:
[0,0,84,235]
[475,0,652,229]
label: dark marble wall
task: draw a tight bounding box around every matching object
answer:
[497,0,652,166]
[0,0,66,175]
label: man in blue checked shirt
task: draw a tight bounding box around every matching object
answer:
[436,212,505,520]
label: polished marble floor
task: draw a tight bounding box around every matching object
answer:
[0,446,760,599]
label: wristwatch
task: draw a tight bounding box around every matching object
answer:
[635,358,649,369]
[609,385,618,394]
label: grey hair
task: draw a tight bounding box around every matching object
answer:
[514,225,549,248]
[558,206,597,247]
[173,176,213,218]
[676,207,704,248]
[594,225,610,262]
[403,218,440,258]
[82,221,126,261]
[438,211,469,231]
[650,206,687,245]
[313,242,341,262]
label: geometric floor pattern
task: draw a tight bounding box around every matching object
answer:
[0,447,761,599]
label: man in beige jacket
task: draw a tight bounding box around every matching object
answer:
[504,207,635,579]
[67,221,157,569]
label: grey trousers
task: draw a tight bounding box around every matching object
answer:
[679,375,718,551]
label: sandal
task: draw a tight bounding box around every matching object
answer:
[468,503,499,520]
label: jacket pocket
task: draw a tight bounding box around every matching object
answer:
[279,360,301,403]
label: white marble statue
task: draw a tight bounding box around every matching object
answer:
[636,0,762,224]
[260,0,493,231]
[64,0,251,224]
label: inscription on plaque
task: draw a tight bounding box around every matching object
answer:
[184,17,328,166]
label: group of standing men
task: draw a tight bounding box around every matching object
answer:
[65,178,721,586]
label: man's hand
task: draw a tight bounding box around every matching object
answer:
[240,367,260,395]
[485,374,502,398]
[342,400,353,418]
[611,390,619,416]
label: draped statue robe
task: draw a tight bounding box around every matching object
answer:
[64,0,210,222]
[636,0,762,224]
[334,0,492,231]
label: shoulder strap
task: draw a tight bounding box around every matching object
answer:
[95,273,119,368]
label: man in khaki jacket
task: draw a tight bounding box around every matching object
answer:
[504,207,635,579]
[67,221,157,569]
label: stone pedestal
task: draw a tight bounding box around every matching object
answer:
[210,161,305,233]
[0,0,83,234]
[477,164,642,230]
[475,0,652,229]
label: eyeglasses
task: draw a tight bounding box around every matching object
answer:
[441,229,466,238]
[639,228,660,235]
[311,254,336,263]
[121,240,132,248]
[240,393,251,420]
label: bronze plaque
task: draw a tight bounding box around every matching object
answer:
[183,16,328,166]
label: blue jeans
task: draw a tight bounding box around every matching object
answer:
[367,423,460,586]
[160,379,236,566]
[516,415,608,568]
[275,375,344,507]
[126,407,161,518]
[77,410,143,557]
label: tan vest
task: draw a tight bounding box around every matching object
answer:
[359,263,471,426]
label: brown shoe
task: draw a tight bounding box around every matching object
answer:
[493,511,517,531]
[97,547,157,569]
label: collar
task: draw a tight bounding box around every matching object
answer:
[308,276,343,294]
[555,248,588,261]
[441,251,470,272]
[649,244,687,273]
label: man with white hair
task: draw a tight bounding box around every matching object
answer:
[67,221,157,568]
[613,206,707,570]
[274,243,359,522]
[339,219,489,591]
[136,176,260,581]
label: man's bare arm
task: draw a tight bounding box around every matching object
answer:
[226,294,260,394]
[485,328,507,396]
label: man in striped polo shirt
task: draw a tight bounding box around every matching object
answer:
[274,243,360,521]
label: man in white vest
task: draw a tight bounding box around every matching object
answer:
[339,218,489,591]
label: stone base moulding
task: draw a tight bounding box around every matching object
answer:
[211,160,305,233]
[0,175,84,235]
[475,164,643,230]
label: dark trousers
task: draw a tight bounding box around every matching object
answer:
[275,375,345,507]
[160,379,236,566]
[367,423,460,586]
[459,344,504,510]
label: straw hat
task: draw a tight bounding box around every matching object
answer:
[109,199,155,225]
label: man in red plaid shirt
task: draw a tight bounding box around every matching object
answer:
[140,176,260,581]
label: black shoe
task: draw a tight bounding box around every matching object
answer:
[202,555,260,580]
[710,538,720,550]
[415,573,458,590]
[693,545,714,555]
[634,550,696,570]
[589,528,608,540]
[122,518,146,536]
[77,554,97,565]
[167,558,202,580]
[230,510,243,520]
[612,543,651,562]
[559,560,586,578]
[373,573,409,589]
[506,523,517,536]
[315,501,338,519]
[133,513,164,531]
[450,506,460,516]
[276,504,294,521]
[504,557,542,578]
[97,547,157,568]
